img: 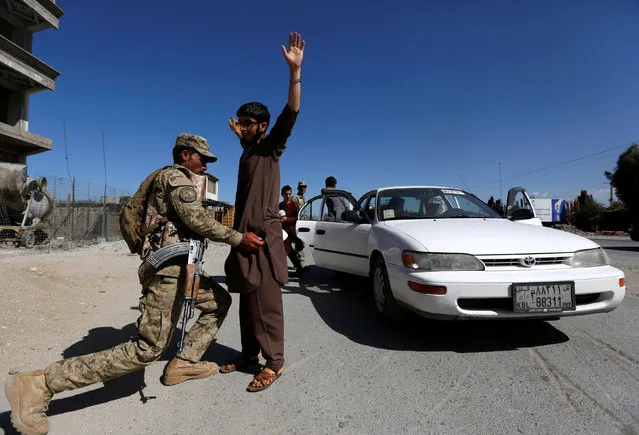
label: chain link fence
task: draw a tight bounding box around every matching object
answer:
[0,172,131,258]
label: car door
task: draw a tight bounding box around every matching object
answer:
[295,195,322,261]
[506,187,543,226]
[313,189,371,276]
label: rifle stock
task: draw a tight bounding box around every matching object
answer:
[183,263,199,299]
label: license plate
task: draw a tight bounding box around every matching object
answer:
[512,282,576,313]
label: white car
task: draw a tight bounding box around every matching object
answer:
[296,186,626,324]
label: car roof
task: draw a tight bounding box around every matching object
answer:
[375,186,462,192]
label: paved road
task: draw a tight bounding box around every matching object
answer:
[591,237,639,267]
[1,243,638,434]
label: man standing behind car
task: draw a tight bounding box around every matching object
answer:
[292,180,307,208]
[324,175,350,221]
[279,184,305,275]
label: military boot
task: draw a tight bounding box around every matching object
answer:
[4,369,53,435]
[162,357,219,386]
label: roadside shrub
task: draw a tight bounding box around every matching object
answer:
[572,190,606,232]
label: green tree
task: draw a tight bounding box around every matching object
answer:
[605,144,639,240]
[573,190,606,232]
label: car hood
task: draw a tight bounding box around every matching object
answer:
[382,219,598,255]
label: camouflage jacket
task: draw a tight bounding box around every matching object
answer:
[291,194,305,209]
[139,164,242,281]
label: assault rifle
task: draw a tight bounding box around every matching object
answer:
[177,237,206,353]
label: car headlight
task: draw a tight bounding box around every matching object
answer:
[402,251,485,271]
[567,248,609,268]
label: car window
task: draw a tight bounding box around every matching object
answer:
[508,191,534,214]
[299,197,321,221]
[358,193,376,221]
[378,188,500,220]
[321,192,356,222]
[454,195,485,214]
[365,195,376,220]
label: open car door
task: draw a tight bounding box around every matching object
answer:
[295,195,323,263]
[313,189,371,276]
[506,187,543,226]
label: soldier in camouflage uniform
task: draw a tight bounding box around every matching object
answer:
[291,180,307,209]
[4,133,264,435]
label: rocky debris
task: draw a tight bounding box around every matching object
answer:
[553,224,591,236]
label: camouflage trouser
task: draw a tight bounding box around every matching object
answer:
[44,274,231,394]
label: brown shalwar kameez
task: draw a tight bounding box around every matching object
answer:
[224,105,298,372]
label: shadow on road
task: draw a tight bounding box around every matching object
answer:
[276,267,570,353]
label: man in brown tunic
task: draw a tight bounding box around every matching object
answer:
[222,31,305,392]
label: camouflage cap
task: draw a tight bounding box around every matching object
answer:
[298,180,307,187]
[174,133,217,163]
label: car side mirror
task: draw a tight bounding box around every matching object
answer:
[509,208,535,221]
[341,210,366,223]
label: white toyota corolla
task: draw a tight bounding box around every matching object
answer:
[296,186,626,324]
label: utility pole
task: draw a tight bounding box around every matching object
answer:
[602,181,613,207]
[102,130,108,240]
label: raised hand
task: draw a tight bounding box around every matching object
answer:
[281,32,305,70]
[228,117,242,139]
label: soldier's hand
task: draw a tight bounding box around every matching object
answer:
[229,118,242,139]
[239,232,264,251]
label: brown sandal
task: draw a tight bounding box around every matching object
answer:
[246,367,283,392]
[219,355,260,374]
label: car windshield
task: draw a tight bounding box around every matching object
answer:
[377,187,502,221]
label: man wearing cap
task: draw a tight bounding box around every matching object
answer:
[4,133,264,435]
[292,180,307,209]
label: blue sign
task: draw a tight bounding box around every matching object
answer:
[551,199,566,223]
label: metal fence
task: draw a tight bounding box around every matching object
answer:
[0,172,131,257]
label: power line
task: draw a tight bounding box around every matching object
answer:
[468,141,636,189]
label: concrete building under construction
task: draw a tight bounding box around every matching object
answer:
[0,0,63,164]
[0,0,62,247]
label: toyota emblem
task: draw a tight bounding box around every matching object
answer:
[521,256,536,267]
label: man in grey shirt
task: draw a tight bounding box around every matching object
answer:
[324,176,350,221]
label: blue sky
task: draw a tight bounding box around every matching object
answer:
[26,0,638,205]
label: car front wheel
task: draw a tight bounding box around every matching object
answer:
[372,256,402,326]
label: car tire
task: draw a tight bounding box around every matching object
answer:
[371,256,402,326]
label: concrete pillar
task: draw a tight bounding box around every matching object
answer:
[4,90,30,131]
[20,91,29,131]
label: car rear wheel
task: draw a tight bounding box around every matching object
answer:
[372,256,402,326]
